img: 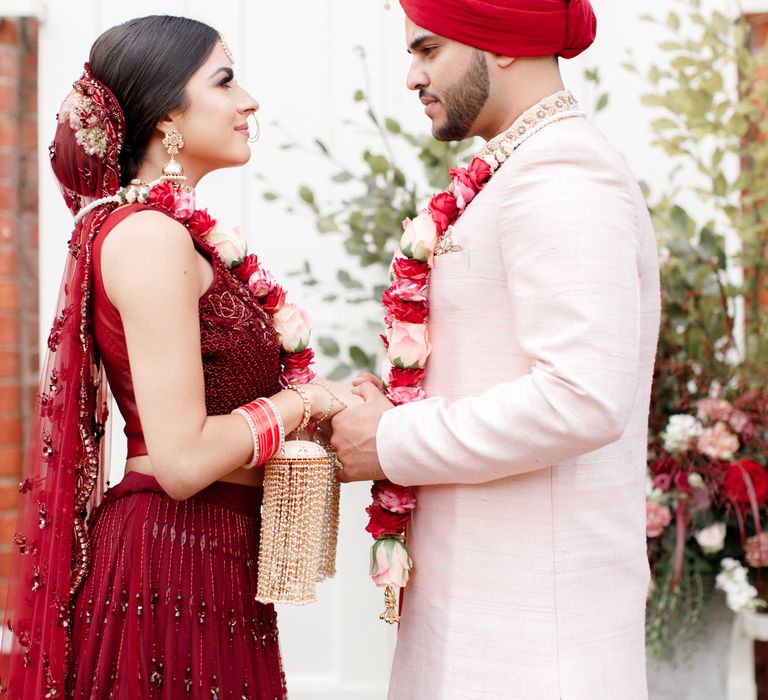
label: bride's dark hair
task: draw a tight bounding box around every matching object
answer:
[89,15,219,185]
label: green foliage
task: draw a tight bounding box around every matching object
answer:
[628,0,768,660]
[265,70,472,378]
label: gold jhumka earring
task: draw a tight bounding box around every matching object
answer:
[161,130,186,184]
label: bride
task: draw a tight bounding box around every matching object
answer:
[1,14,354,699]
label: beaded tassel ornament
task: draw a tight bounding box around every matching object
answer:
[256,440,340,604]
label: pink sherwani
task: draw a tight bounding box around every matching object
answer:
[378,106,660,699]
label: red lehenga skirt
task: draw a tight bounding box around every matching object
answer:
[66,472,287,699]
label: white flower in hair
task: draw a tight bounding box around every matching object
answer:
[59,90,109,159]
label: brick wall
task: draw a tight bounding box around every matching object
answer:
[0,17,39,606]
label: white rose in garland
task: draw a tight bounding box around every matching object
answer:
[273,303,312,353]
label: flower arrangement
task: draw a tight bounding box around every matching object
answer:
[618,0,768,660]
[646,390,768,656]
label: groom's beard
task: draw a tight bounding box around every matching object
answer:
[428,50,490,142]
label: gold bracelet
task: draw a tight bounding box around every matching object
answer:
[311,380,347,422]
[284,384,312,433]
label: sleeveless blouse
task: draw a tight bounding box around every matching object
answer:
[91,203,282,458]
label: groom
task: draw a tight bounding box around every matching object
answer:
[332,1,660,698]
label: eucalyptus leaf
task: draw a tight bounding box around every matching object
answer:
[318,336,341,357]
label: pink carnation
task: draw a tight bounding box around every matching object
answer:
[697,421,739,461]
[729,410,752,435]
[697,398,733,422]
[646,501,672,538]
[390,278,428,303]
[372,482,416,514]
[280,365,315,387]
[387,385,427,405]
[746,532,768,568]
[248,268,275,298]
[262,284,287,314]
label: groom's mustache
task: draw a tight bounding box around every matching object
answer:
[418,89,440,104]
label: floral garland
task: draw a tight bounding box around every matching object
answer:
[367,157,494,622]
[366,92,584,622]
[115,180,316,386]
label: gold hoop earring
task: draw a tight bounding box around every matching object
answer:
[248,114,260,143]
[161,130,186,183]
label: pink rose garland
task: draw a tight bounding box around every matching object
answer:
[367,157,493,618]
[140,181,316,388]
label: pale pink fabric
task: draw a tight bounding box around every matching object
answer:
[378,115,660,699]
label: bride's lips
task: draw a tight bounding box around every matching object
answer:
[234,123,249,138]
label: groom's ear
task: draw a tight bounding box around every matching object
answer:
[492,54,516,68]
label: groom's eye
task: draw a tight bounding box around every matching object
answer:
[422,45,438,56]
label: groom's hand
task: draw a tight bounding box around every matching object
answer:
[331,381,393,483]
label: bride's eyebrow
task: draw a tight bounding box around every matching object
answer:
[209,67,234,80]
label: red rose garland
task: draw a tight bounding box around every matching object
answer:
[368,157,493,623]
[124,180,317,387]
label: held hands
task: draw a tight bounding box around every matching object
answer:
[303,379,362,422]
[331,376,394,483]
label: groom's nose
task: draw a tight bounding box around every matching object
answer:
[406,59,428,92]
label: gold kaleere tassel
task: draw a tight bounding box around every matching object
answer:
[256,440,340,605]
[317,450,341,580]
[379,585,400,625]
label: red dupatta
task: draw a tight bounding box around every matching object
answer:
[0,64,124,697]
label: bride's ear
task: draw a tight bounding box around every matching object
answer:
[156,114,176,140]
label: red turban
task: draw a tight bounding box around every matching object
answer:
[399,0,597,59]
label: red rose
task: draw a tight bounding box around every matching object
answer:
[371,482,416,514]
[147,181,176,211]
[235,254,260,283]
[388,368,424,388]
[467,157,492,188]
[675,472,693,495]
[724,460,768,510]
[428,192,460,233]
[262,284,286,314]
[365,502,410,538]
[186,208,216,236]
[282,347,315,370]
[382,288,428,324]
[391,257,430,283]
[652,456,677,476]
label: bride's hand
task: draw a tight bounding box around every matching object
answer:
[303,379,361,422]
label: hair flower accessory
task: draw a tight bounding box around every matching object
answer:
[59,90,109,159]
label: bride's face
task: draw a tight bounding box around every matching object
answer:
[170,42,258,175]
